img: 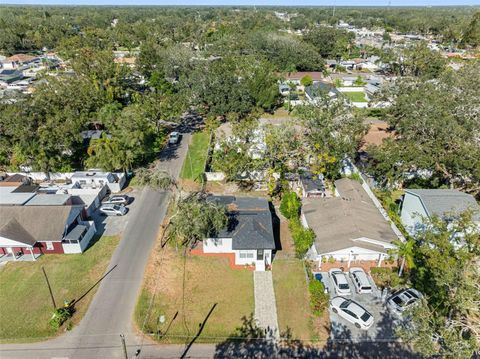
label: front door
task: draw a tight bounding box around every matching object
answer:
[257,249,264,261]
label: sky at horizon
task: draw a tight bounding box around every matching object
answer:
[3,0,480,6]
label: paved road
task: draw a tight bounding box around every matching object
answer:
[0,134,191,359]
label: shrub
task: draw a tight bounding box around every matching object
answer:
[370,267,401,289]
[289,218,315,258]
[347,172,363,183]
[280,191,301,220]
[309,280,329,316]
[49,306,74,331]
[300,75,313,87]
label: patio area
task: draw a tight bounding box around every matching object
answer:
[0,252,42,264]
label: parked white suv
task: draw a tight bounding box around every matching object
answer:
[99,204,128,216]
[329,268,351,296]
[104,195,130,206]
[387,288,423,316]
[349,267,373,294]
[168,132,180,145]
[330,296,374,330]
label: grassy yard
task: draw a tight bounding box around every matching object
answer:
[343,91,368,102]
[135,246,254,343]
[272,259,329,343]
[0,235,120,343]
[180,131,210,180]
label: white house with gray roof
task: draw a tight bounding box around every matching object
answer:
[400,189,480,236]
[302,178,398,269]
[201,196,276,271]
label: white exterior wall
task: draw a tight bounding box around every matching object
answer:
[203,237,271,270]
[205,172,226,182]
[234,250,257,265]
[400,193,428,236]
[62,221,96,254]
[320,246,386,262]
[203,237,233,253]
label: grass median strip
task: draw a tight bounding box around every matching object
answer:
[180,131,210,180]
[0,235,120,343]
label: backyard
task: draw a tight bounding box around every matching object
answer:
[272,259,330,344]
[180,131,210,181]
[135,244,254,343]
[343,91,368,102]
[0,235,120,343]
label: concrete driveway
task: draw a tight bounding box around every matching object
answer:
[317,271,397,341]
[91,190,141,237]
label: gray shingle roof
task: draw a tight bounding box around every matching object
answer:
[405,189,479,218]
[0,218,37,246]
[0,206,82,243]
[303,179,397,254]
[300,171,325,193]
[208,196,276,250]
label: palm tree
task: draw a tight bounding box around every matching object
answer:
[392,238,416,277]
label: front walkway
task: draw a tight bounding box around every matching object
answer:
[254,271,279,340]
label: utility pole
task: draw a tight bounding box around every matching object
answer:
[41,266,56,310]
[120,334,128,359]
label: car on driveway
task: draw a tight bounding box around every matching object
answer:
[387,288,423,317]
[104,195,130,206]
[168,131,180,145]
[330,296,374,330]
[99,204,128,216]
[349,267,373,294]
[329,268,352,295]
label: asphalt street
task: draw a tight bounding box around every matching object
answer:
[0,133,191,359]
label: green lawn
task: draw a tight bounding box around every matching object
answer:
[343,91,368,102]
[135,249,254,343]
[272,260,329,343]
[0,235,119,343]
[180,131,210,180]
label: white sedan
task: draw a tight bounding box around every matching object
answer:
[330,296,374,330]
[328,268,352,295]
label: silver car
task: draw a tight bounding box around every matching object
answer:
[329,268,352,296]
[99,204,128,216]
[104,195,129,206]
[349,267,373,294]
[387,288,423,316]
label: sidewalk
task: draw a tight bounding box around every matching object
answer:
[254,271,279,340]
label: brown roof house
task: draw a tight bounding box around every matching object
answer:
[301,178,398,270]
[0,205,96,261]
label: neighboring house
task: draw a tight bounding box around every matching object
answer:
[80,129,111,146]
[199,196,276,271]
[0,69,24,85]
[400,189,480,236]
[0,173,31,187]
[305,82,340,101]
[284,71,323,84]
[0,205,96,260]
[71,171,126,193]
[302,178,397,269]
[289,171,326,198]
[1,54,37,70]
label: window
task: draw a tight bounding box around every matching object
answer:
[239,251,254,259]
[46,242,54,250]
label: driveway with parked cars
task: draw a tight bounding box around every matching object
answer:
[91,189,139,237]
[316,270,398,341]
